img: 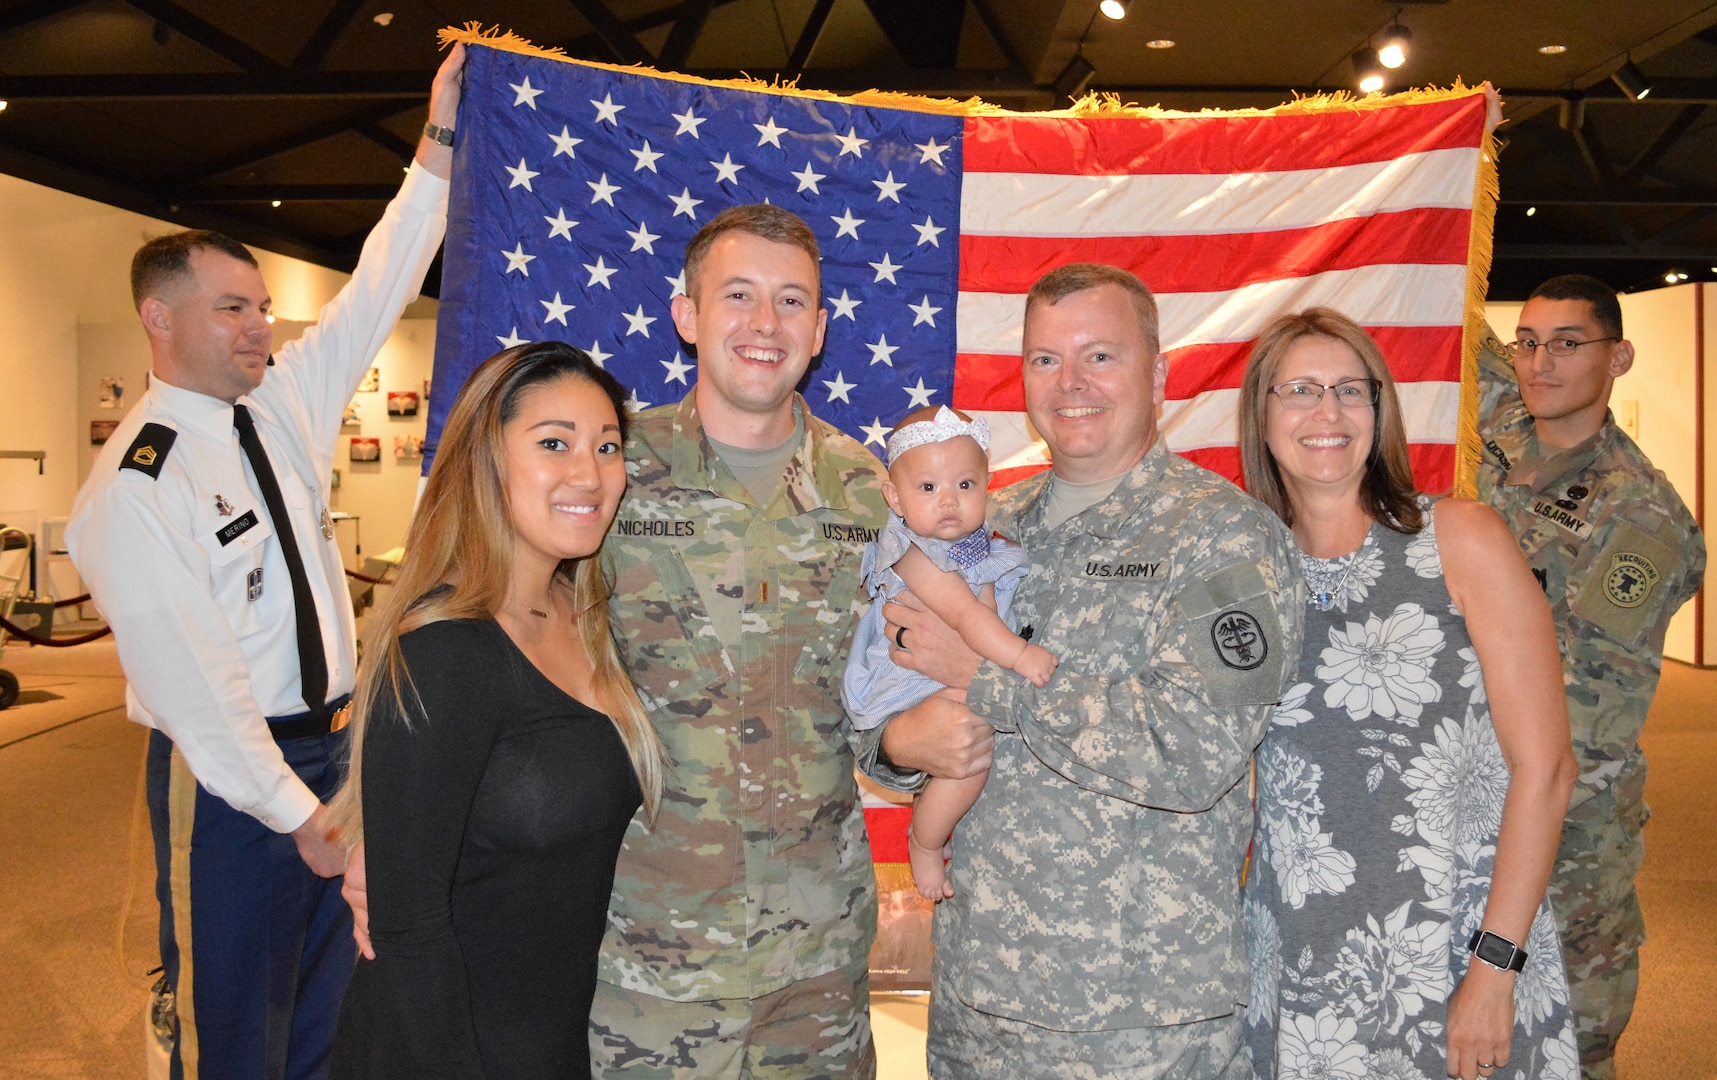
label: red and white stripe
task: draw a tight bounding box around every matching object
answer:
[951,93,1488,491]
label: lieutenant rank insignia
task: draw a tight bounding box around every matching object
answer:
[119,423,177,479]
[215,494,234,517]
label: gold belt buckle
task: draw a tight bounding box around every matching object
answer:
[330,702,354,733]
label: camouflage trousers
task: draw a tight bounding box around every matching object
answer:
[588,962,875,1080]
[927,958,1250,1080]
[1548,776,1650,1080]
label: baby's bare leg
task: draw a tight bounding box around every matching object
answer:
[908,771,990,900]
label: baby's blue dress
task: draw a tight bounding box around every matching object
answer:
[842,512,1032,732]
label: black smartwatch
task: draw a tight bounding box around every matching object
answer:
[1468,929,1527,972]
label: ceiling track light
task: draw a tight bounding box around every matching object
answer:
[1099,0,1129,20]
[1378,22,1412,69]
[1055,53,1098,103]
[1612,59,1652,102]
[1352,48,1385,94]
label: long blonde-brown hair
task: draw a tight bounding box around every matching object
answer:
[329,342,663,845]
[1237,307,1424,534]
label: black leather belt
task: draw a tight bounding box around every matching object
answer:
[266,694,354,742]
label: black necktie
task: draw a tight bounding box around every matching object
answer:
[233,404,328,720]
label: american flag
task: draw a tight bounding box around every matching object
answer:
[427,39,1494,493]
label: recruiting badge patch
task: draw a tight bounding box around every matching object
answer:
[1602,551,1660,609]
[1571,519,1679,646]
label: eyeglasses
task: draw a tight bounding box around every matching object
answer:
[1267,378,1382,410]
[1505,336,1619,359]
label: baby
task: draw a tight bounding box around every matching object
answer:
[844,405,1057,899]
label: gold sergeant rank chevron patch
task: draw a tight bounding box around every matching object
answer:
[119,423,177,480]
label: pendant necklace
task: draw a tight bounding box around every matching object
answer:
[1301,550,1357,612]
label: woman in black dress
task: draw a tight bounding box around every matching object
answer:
[330,342,663,1079]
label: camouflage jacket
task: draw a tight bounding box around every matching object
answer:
[1476,342,1704,812]
[935,439,1304,1030]
[596,392,891,1001]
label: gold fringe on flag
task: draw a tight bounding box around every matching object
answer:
[436,24,1501,483]
[1455,95,1504,498]
[440,23,1493,122]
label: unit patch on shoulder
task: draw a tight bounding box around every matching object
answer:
[1211,609,1267,670]
[1601,551,1660,609]
[119,423,177,479]
[1570,518,1679,646]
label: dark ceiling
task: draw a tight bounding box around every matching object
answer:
[2,0,1714,300]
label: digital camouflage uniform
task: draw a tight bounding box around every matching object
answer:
[1475,335,1705,1078]
[590,392,891,1079]
[927,439,1304,1077]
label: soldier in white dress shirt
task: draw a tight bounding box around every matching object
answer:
[66,46,463,1080]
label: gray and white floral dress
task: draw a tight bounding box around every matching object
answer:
[1244,497,1579,1080]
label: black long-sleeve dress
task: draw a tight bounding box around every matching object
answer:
[333,618,642,1079]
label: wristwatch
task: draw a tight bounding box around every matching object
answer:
[423,122,455,146]
[1468,929,1528,972]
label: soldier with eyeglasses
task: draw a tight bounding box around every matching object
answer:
[1476,273,1704,1079]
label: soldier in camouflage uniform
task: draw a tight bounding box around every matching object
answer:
[1476,275,1705,1079]
[878,265,1303,1077]
[587,205,892,1079]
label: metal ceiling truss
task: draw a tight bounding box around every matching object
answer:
[0,0,1710,292]
[1492,86,1717,274]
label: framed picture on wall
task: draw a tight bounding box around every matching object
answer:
[387,390,419,417]
[342,401,361,426]
[358,367,380,393]
[393,434,424,460]
[90,419,120,445]
[99,376,126,409]
[349,436,381,463]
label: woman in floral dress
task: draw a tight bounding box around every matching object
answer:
[1237,309,1581,1080]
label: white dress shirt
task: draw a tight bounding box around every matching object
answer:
[67,162,448,833]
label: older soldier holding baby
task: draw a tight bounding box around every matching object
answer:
[880,263,1304,1077]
